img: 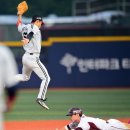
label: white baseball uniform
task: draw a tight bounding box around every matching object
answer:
[0,44,18,130]
[68,115,130,130]
[15,22,50,100]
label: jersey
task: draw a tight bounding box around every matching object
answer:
[18,23,42,54]
[76,115,110,130]
[69,115,130,130]
[0,45,18,111]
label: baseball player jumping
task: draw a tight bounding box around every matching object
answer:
[15,4,51,110]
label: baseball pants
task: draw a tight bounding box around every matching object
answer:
[15,52,50,100]
[107,119,130,130]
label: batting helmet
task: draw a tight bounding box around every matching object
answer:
[66,107,83,117]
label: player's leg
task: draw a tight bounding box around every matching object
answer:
[14,64,32,82]
[33,58,50,109]
[33,58,50,100]
[107,119,130,129]
[0,112,4,130]
[5,86,18,112]
[14,54,32,82]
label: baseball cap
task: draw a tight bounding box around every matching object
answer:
[31,15,44,25]
[66,107,82,116]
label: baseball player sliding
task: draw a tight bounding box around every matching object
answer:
[14,1,51,110]
[57,107,130,130]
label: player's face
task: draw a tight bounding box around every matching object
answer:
[71,114,80,122]
[35,20,43,28]
[38,21,43,27]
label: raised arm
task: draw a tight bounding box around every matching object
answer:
[17,14,22,27]
[16,1,28,27]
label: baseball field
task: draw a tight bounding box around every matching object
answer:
[4,88,130,130]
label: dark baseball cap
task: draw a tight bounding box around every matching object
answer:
[31,15,44,25]
[66,108,82,116]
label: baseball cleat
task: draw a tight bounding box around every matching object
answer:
[36,98,49,110]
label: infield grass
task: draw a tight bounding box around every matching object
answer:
[5,88,130,121]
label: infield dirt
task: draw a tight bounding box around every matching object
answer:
[4,118,130,130]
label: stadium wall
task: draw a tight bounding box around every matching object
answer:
[7,36,130,88]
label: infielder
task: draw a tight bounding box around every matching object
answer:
[0,44,18,130]
[15,7,51,109]
[59,107,130,130]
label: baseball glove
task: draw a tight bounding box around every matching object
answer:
[17,1,28,15]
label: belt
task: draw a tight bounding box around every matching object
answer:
[25,52,39,55]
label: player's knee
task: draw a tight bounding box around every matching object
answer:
[41,75,50,83]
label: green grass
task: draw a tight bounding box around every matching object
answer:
[5,88,130,121]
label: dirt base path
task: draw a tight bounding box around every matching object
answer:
[4,118,130,130]
[5,120,69,130]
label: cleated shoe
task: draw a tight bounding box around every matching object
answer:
[36,98,49,110]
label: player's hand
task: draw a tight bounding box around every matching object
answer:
[21,38,29,45]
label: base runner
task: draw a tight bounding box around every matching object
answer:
[58,107,130,130]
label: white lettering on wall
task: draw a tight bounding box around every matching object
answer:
[60,53,77,74]
[60,53,129,74]
[122,58,130,69]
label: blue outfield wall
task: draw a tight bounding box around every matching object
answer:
[11,37,130,88]
[47,41,130,87]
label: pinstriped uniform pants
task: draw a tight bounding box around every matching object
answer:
[14,52,51,100]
